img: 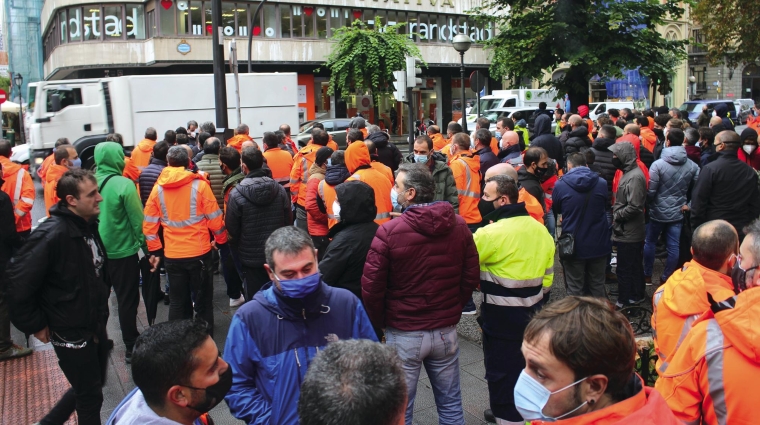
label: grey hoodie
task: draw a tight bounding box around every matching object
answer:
[648,146,699,222]
[609,142,647,243]
[107,389,186,425]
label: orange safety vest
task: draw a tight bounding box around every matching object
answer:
[489,137,500,156]
[44,163,69,216]
[0,157,34,232]
[370,161,394,185]
[345,142,392,225]
[519,188,544,225]
[318,179,340,229]
[37,153,55,180]
[124,139,156,182]
[655,288,760,425]
[263,147,294,187]
[431,133,448,152]
[143,167,228,259]
[289,144,322,206]
[651,260,735,376]
[640,127,657,153]
[450,153,481,224]
[227,134,253,153]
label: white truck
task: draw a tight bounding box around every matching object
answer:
[460,89,558,127]
[28,73,299,170]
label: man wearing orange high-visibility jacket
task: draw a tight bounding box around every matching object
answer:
[651,220,738,377]
[290,129,330,232]
[318,151,351,230]
[123,127,158,183]
[37,138,70,181]
[655,218,760,425]
[0,140,34,237]
[449,133,482,231]
[143,146,227,336]
[226,124,253,154]
[44,145,80,216]
[345,141,392,225]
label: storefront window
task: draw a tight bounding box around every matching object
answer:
[291,5,302,38]
[280,6,291,38]
[177,1,190,35]
[304,8,315,38]
[221,2,235,36]
[126,5,145,39]
[234,4,248,36]
[316,7,327,38]
[59,10,68,43]
[103,6,123,39]
[82,6,101,41]
[263,4,278,38]
[160,2,175,35]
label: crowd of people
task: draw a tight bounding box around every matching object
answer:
[0,101,758,425]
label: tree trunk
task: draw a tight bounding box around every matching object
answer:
[565,66,591,115]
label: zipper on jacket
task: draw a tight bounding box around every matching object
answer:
[294,348,301,367]
[302,308,306,319]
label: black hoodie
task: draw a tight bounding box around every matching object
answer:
[319,181,379,300]
[590,137,616,198]
[366,131,403,172]
[531,115,564,169]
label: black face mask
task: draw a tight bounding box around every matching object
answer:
[612,157,624,170]
[186,367,233,414]
[478,198,496,218]
[534,165,549,178]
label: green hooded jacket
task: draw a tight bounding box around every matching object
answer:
[94,142,148,259]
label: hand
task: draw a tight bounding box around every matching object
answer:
[34,326,50,344]
[681,205,690,213]
[389,212,402,218]
[542,286,552,294]
[148,255,161,272]
[211,241,217,250]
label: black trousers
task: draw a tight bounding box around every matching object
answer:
[242,265,271,300]
[105,254,141,350]
[483,332,524,422]
[0,277,10,352]
[311,236,330,262]
[165,251,215,336]
[616,241,645,304]
[41,333,109,425]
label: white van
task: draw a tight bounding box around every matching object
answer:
[588,101,635,120]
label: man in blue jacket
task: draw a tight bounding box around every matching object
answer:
[223,226,377,425]
[553,153,612,297]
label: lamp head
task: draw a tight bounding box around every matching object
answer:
[452,34,472,53]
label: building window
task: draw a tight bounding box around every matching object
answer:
[103,5,124,39]
[263,4,278,38]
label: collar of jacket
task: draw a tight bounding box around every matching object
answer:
[715,149,739,159]
[246,168,272,179]
[268,280,330,320]
[353,164,372,172]
[483,202,529,223]
[49,203,97,237]
[476,147,492,156]
[223,167,243,183]
[149,157,167,167]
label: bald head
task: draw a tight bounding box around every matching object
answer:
[181,145,194,163]
[485,163,518,182]
[709,116,723,127]
[241,140,257,150]
[691,220,739,271]
[624,124,640,136]
[568,114,583,128]
[500,131,519,149]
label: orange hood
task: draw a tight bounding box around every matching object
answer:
[156,166,205,188]
[0,156,21,179]
[710,286,760,364]
[661,261,735,317]
[616,134,641,159]
[227,134,253,149]
[345,142,371,174]
[46,163,69,183]
[136,139,156,153]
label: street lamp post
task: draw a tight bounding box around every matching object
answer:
[688,75,696,100]
[14,73,24,145]
[452,34,472,134]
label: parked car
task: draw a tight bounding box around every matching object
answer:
[679,100,738,124]
[588,101,636,120]
[296,118,352,149]
[482,107,557,136]
[735,99,755,125]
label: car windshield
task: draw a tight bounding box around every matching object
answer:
[679,103,702,113]
[299,122,314,133]
[480,98,503,113]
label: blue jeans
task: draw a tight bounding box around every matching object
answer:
[544,210,556,239]
[643,220,682,281]
[386,326,464,425]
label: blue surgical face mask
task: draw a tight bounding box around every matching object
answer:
[327,158,332,167]
[514,370,588,422]
[495,131,502,140]
[70,158,82,169]
[414,154,429,164]
[274,271,321,299]
[391,186,400,210]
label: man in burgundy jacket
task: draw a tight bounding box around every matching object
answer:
[362,162,480,425]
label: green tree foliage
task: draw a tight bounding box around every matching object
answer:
[322,19,425,97]
[471,0,688,110]
[693,0,760,68]
[0,77,9,96]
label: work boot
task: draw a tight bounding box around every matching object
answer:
[0,343,33,361]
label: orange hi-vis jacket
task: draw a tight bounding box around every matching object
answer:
[431,133,448,152]
[519,188,544,225]
[441,143,453,160]
[44,163,69,216]
[143,166,228,259]
[450,153,482,224]
[318,179,340,229]
[533,375,680,425]
[747,114,760,133]
[263,147,294,187]
[640,127,657,153]
[652,260,736,376]
[124,139,156,183]
[489,137,499,156]
[283,136,298,156]
[345,142,392,225]
[290,143,322,206]
[370,161,394,185]
[0,157,34,232]
[37,153,55,180]
[655,287,760,425]
[226,134,253,153]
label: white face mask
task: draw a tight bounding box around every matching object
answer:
[514,370,588,421]
[743,144,757,155]
[712,111,718,117]
[332,201,341,221]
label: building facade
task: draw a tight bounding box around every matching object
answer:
[4,0,45,101]
[40,0,498,129]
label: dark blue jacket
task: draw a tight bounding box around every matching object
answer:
[137,157,166,206]
[552,166,612,259]
[223,281,377,425]
[475,146,499,180]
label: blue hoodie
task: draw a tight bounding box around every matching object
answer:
[106,388,207,425]
[223,280,377,425]
[552,166,612,259]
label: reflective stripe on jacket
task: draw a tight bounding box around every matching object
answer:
[0,157,34,232]
[651,260,735,376]
[656,288,760,425]
[143,166,228,259]
[319,180,339,230]
[450,154,481,224]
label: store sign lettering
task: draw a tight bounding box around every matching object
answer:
[364,0,455,7]
[64,8,140,38]
[411,18,492,42]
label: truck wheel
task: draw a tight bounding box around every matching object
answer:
[83,155,97,171]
